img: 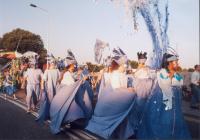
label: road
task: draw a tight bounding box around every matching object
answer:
[185,115,200,139]
[0,94,199,139]
[0,98,68,139]
[0,96,100,140]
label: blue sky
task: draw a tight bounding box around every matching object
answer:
[0,0,199,68]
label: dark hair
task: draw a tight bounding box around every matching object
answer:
[137,52,147,59]
[194,65,199,69]
[65,64,73,71]
[161,53,174,70]
[110,60,119,72]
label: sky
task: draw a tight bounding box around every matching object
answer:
[0,0,199,68]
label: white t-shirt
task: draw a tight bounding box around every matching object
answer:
[110,71,127,89]
[24,68,43,85]
[61,71,75,86]
[191,71,200,85]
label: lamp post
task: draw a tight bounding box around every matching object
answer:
[30,3,50,68]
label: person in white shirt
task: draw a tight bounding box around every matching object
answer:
[60,59,76,86]
[190,64,200,109]
[24,59,43,113]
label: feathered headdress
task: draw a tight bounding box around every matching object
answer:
[111,47,128,66]
[166,47,179,62]
[64,49,77,67]
[137,51,147,60]
[46,53,56,64]
[94,39,109,64]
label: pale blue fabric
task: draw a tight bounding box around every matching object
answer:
[49,80,93,134]
[86,87,136,139]
[36,89,50,125]
[43,69,60,102]
[130,78,154,131]
[36,69,60,124]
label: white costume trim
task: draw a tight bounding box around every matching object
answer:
[157,69,183,110]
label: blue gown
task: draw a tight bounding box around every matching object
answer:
[137,69,191,139]
[36,69,60,124]
[36,88,50,124]
[86,71,136,139]
[131,78,155,131]
[130,67,156,131]
[49,80,93,134]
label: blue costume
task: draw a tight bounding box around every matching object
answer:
[49,79,93,134]
[49,49,94,134]
[130,52,156,132]
[86,72,136,139]
[131,68,155,132]
[137,68,191,139]
[36,68,60,124]
[86,47,136,139]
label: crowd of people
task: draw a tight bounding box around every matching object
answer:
[0,48,199,139]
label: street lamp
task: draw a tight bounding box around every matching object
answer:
[30,3,50,68]
[30,4,49,13]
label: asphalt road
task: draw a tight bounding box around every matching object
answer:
[0,98,67,140]
[0,96,199,139]
[185,115,200,139]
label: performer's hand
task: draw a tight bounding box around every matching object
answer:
[21,84,25,89]
[127,87,135,93]
[21,82,25,89]
[41,86,44,90]
[83,76,88,81]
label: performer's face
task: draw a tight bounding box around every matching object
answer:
[119,65,126,73]
[138,59,146,65]
[169,60,179,71]
[68,64,75,72]
[111,61,119,71]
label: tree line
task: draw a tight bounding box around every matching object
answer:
[0,28,194,71]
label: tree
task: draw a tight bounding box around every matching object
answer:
[0,37,2,50]
[129,60,138,69]
[177,66,182,72]
[1,28,47,65]
[1,28,46,54]
[86,62,104,72]
[188,68,194,72]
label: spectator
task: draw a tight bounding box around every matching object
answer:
[3,69,17,100]
[190,64,200,109]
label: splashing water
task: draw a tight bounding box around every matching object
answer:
[110,0,170,69]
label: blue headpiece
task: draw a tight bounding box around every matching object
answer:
[64,49,77,67]
[166,47,179,62]
[47,53,56,64]
[111,47,128,66]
